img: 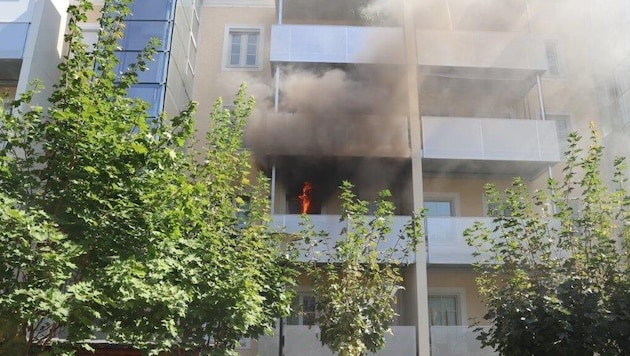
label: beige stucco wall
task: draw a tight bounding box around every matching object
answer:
[193,6,276,147]
[423,177,513,217]
[427,267,487,326]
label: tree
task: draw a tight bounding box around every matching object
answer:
[465,127,630,355]
[299,181,422,356]
[0,0,295,354]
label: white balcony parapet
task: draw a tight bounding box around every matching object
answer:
[270,24,404,64]
[430,326,498,356]
[422,116,561,163]
[417,30,547,71]
[257,325,416,356]
[272,214,416,263]
[426,217,491,265]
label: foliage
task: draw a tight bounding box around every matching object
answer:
[0,0,296,354]
[465,127,630,355]
[299,181,422,356]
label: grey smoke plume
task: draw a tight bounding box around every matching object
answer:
[241,0,630,199]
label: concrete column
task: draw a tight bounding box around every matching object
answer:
[402,0,430,355]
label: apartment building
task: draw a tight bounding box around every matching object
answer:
[2,0,627,355]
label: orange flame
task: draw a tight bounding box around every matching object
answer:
[298,181,312,214]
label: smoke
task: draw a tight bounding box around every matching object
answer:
[246,64,410,158]
[239,0,630,204]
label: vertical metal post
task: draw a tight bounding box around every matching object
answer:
[537,74,555,183]
[271,164,277,214]
[278,317,284,356]
[278,0,283,24]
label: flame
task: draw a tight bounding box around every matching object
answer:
[298,181,312,214]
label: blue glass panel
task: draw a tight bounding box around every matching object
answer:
[127,0,174,20]
[115,51,167,83]
[120,21,171,51]
[127,84,165,118]
[0,23,29,59]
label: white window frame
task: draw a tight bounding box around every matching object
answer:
[222,25,264,71]
[428,287,467,326]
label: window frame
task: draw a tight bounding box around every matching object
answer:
[428,287,467,326]
[423,192,460,217]
[286,291,318,326]
[222,25,264,71]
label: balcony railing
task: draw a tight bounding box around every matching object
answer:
[422,116,561,178]
[425,217,489,265]
[270,24,404,64]
[417,30,547,72]
[431,326,498,356]
[272,214,416,262]
[257,325,416,356]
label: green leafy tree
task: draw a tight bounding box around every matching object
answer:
[465,127,630,355]
[300,181,422,356]
[0,0,296,354]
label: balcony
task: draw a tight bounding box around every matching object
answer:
[416,30,547,100]
[431,326,497,356]
[417,30,547,75]
[422,116,561,178]
[257,325,416,356]
[426,217,491,265]
[272,214,416,262]
[254,112,409,157]
[270,24,404,64]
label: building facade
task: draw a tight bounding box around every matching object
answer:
[2,0,628,355]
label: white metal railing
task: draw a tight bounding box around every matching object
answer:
[272,214,416,262]
[416,30,547,70]
[425,217,489,265]
[431,326,498,356]
[422,116,561,163]
[257,325,416,356]
[270,24,404,64]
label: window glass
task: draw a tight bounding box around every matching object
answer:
[0,23,29,59]
[429,295,459,326]
[424,201,453,217]
[287,293,317,326]
[115,51,167,83]
[246,33,258,66]
[230,33,242,65]
[120,21,171,51]
[127,84,164,118]
[127,0,174,20]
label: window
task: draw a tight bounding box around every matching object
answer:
[424,193,459,217]
[544,40,563,77]
[287,293,317,326]
[547,114,571,155]
[429,295,459,326]
[223,26,263,70]
[428,288,466,327]
[424,201,454,217]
